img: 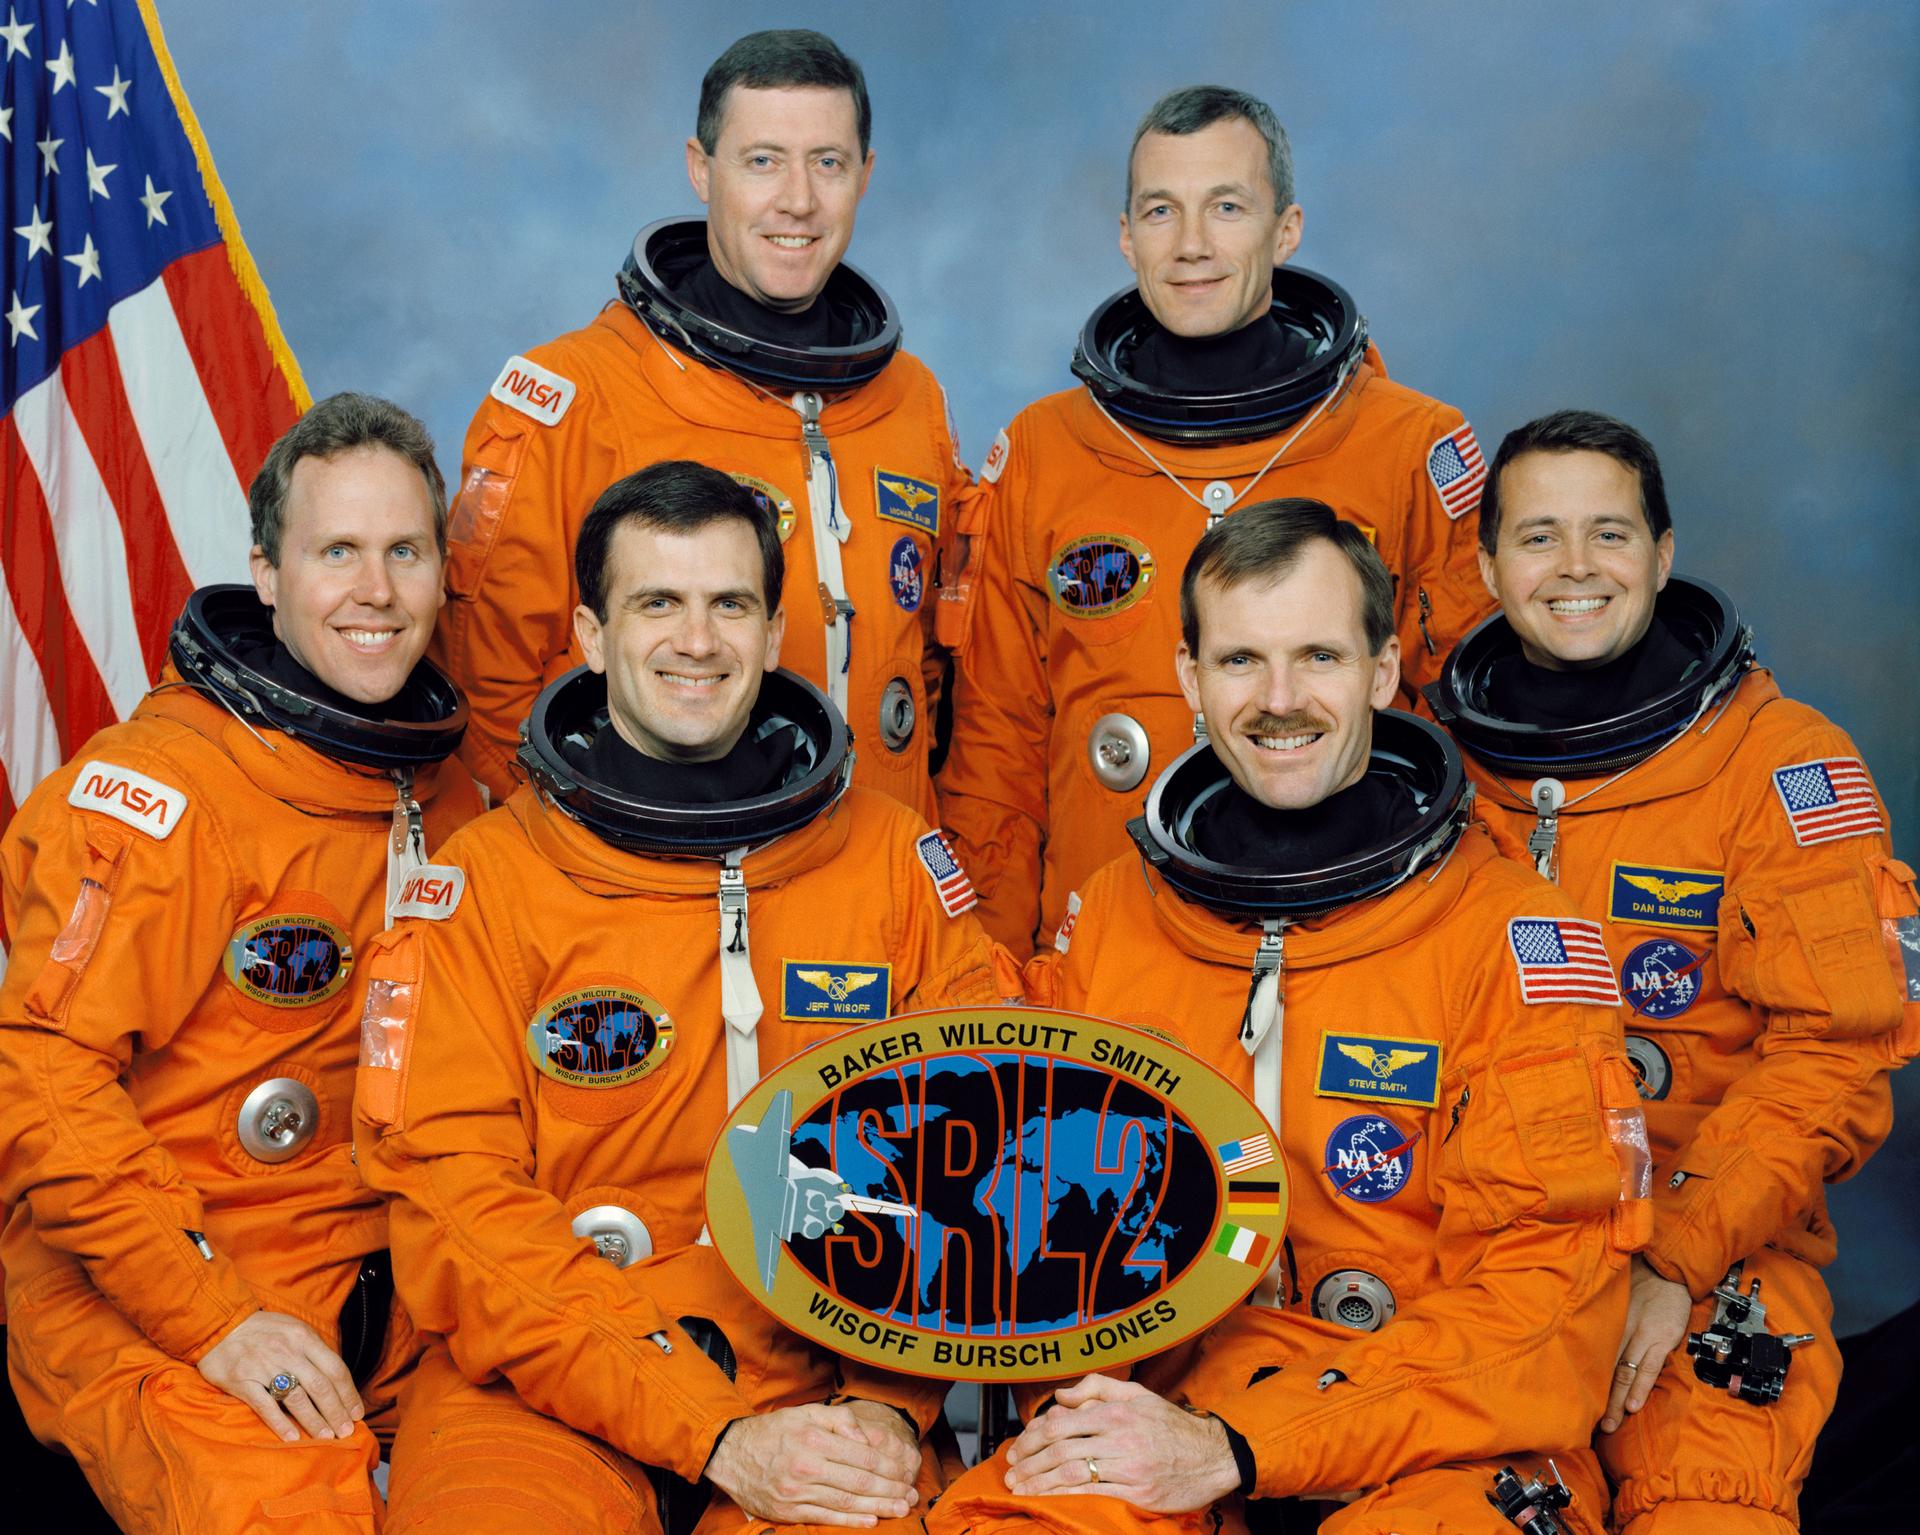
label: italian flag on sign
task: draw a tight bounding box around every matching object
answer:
[1214,1222,1272,1268]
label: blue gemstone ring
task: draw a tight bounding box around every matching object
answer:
[266,1371,299,1401]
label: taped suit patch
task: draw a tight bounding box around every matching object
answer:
[68,760,185,839]
[488,354,574,425]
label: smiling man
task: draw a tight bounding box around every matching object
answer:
[928,498,1642,1535]
[1430,410,1919,1534]
[433,28,968,827]
[936,83,1495,958]
[0,393,482,1532]
[360,460,1007,1535]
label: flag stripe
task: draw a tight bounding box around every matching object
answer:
[0,573,65,799]
[60,321,196,674]
[118,268,256,586]
[2,421,116,766]
[11,372,154,719]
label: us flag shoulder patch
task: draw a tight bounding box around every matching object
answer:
[1772,758,1882,846]
[1508,916,1623,1006]
[915,829,977,918]
[1427,423,1488,520]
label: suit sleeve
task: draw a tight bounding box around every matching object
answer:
[933,425,1049,957]
[923,380,976,729]
[1644,724,1917,1296]
[1396,402,1494,701]
[0,766,260,1362]
[354,839,751,1480]
[430,354,622,802]
[1180,945,1640,1497]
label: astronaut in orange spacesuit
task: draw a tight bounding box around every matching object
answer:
[1427,409,1919,1534]
[433,28,968,819]
[930,499,1642,1535]
[935,83,1495,957]
[360,460,1007,1534]
[0,394,482,1534]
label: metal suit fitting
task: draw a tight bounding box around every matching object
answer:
[1486,1461,1573,1533]
[236,1078,320,1162]
[571,1205,654,1269]
[878,678,916,754]
[1088,712,1150,793]
[1311,1269,1396,1332]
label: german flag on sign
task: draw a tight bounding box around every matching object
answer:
[1227,1181,1282,1216]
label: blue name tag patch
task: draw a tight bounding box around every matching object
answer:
[1315,1031,1443,1108]
[781,961,893,1023]
[1608,862,1724,931]
[874,471,940,534]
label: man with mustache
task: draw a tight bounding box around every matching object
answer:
[936,84,1493,958]
[435,28,968,824]
[1429,409,1918,1533]
[931,499,1642,1535]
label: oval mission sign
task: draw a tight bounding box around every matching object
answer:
[703,1007,1289,1381]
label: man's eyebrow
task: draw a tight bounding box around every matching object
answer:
[1134,180,1255,206]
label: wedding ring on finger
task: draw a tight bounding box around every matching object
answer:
[1087,1458,1100,1484]
[266,1371,300,1401]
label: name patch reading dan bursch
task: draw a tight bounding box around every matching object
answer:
[704,1008,1289,1380]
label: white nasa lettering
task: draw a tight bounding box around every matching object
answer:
[390,863,466,921]
[68,760,187,840]
[488,355,576,427]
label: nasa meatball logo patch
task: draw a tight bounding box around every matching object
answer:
[1322,1115,1418,1204]
[1621,938,1704,1020]
[888,537,924,612]
[1046,533,1156,618]
[525,985,676,1089]
[875,470,940,535]
[732,473,798,543]
[225,915,355,1008]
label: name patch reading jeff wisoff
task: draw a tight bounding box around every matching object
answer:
[781,962,892,1024]
[704,1008,1288,1380]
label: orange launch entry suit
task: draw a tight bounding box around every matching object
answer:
[931,823,1645,1535]
[1460,669,1918,1534]
[0,686,480,1534]
[935,367,1495,957]
[432,305,969,819]
[357,782,1006,1534]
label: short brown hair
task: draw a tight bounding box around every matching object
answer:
[1180,498,1394,656]
[249,392,447,564]
[575,460,785,620]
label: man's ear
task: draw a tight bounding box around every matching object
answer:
[1370,636,1402,709]
[1175,640,1203,714]
[763,603,786,672]
[249,544,277,608]
[686,136,712,204]
[573,604,608,674]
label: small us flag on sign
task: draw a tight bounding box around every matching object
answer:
[914,830,977,917]
[1216,1133,1274,1174]
[1508,918,1622,1005]
[1427,424,1488,520]
[1772,758,1881,846]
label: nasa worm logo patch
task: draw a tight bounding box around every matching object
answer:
[1046,533,1155,618]
[526,986,676,1089]
[1322,1115,1418,1204]
[225,915,355,1008]
[705,1008,1287,1380]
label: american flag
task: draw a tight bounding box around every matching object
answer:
[1508,917,1623,1006]
[915,829,977,918]
[1426,422,1487,520]
[1215,1132,1274,1175]
[1772,757,1882,847]
[1,0,305,832]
